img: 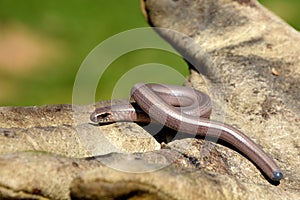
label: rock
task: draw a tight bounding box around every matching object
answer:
[0,103,160,157]
[141,0,300,198]
[0,152,102,199]
[0,0,299,199]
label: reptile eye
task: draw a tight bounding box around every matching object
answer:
[98,113,111,121]
[90,112,112,123]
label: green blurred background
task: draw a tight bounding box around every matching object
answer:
[0,0,299,106]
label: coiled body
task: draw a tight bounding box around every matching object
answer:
[90,83,283,181]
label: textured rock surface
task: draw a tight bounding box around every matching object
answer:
[0,0,299,199]
[140,0,300,198]
[0,103,160,157]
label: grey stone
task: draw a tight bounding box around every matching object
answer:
[0,0,299,199]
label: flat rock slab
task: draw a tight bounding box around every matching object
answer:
[0,0,300,199]
[0,103,160,157]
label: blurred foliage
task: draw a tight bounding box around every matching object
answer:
[259,0,300,29]
[0,0,188,105]
[0,0,298,106]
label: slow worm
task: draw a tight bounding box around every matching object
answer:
[90,83,283,181]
